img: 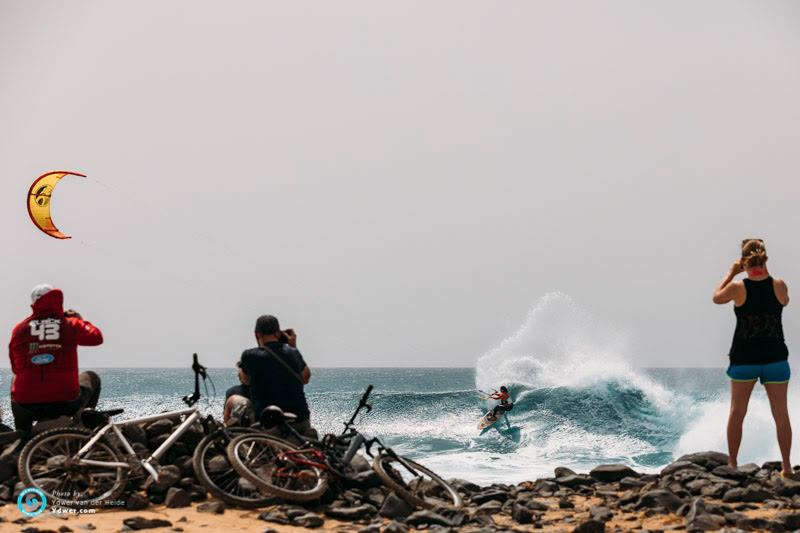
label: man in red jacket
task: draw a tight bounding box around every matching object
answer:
[8,284,103,433]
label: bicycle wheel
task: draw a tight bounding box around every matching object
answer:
[373,453,462,509]
[18,427,129,507]
[226,433,328,502]
[193,427,277,508]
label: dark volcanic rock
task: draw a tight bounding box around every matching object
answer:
[677,451,729,469]
[383,522,409,533]
[145,465,181,492]
[164,487,191,508]
[449,478,480,493]
[405,510,453,528]
[292,513,324,528]
[559,498,576,509]
[324,504,378,520]
[589,505,613,522]
[711,465,749,481]
[144,419,174,439]
[661,461,705,476]
[379,492,413,520]
[125,492,150,511]
[590,464,638,482]
[512,504,535,524]
[556,474,594,488]
[350,469,383,489]
[122,517,173,530]
[723,486,771,503]
[555,467,578,477]
[572,519,605,533]
[636,489,684,512]
[471,489,509,504]
[685,498,725,531]
[196,501,225,514]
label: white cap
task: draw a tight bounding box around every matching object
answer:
[31,284,54,304]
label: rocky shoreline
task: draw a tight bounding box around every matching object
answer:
[2,417,799,532]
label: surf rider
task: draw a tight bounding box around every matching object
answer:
[489,386,514,420]
[713,239,792,477]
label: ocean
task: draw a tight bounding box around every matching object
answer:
[0,365,789,485]
[0,294,791,484]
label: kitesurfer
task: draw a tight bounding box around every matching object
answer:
[489,386,513,420]
[7,284,103,434]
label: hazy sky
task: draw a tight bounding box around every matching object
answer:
[2,1,799,368]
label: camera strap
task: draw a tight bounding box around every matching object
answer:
[260,345,305,385]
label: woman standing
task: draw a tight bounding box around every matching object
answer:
[713,239,791,476]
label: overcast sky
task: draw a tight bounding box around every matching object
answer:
[1,1,799,368]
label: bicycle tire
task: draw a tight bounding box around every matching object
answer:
[18,426,129,507]
[226,433,328,502]
[193,427,277,508]
[372,453,462,509]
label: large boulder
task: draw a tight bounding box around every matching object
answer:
[636,489,684,512]
[676,451,729,469]
[590,464,639,482]
[685,498,725,531]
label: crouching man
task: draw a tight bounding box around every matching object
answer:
[8,284,103,434]
[224,314,317,441]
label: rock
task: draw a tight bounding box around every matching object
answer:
[555,467,578,477]
[738,463,760,476]
[122,517,173,530]
[164,487,191,508]
[532,479,559,493]
[700,483,727,499]
[661,461,705,476]
[292,513,324,528]
[620,476,646,489]
[762,461,783,471]
[350,469,383,489]
[122,424,148,446]
[686,498,726,531]
[174,456,194,478]
[144,419,174,439]
[636,489,684,512]
[775,476,800,497]
[589,505,613,522]
[590,464,639,482]
[196,501,225,514]
[524,499,550,511]
[559,498,575,509]
[324,504,378,520]
[125,492,150,511]
[778,512,800,530]
[677,452,729,469]
[478,500,502,513]
[723,485,771,503]
[450,478,481,493]
[711,465,749,481]
[357,523,382,533]
[259,511,290,525]
[512,504,535,524]
[686,479,712,494]
[471,489,509,504]
[379,492,413,520]
[383,522,409,533]
[556,474,594,488]
[405,510,453,528]
[145,465,181,492]
[573,519,605,533]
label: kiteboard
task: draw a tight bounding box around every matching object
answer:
[478,410,500,431]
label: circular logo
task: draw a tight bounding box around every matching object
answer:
[30,354,55,365]
[17,487,47,517]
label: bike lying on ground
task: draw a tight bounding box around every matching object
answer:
[17,354,290,508]
[226,385,463,509]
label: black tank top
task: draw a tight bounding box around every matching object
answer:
[729,277,788,365]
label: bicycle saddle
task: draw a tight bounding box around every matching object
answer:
[80,408,124,429]
[259,405,298,428]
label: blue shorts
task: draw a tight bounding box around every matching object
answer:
[727,361,791,384]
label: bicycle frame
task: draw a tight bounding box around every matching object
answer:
[74,406,202,482]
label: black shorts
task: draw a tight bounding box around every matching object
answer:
[12,371,101,433]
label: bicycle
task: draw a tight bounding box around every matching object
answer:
[226,385,463,509]
[17,354,293,508]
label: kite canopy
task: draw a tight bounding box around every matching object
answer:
[27,171,86,239]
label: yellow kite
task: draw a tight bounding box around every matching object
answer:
[27,171,85,239]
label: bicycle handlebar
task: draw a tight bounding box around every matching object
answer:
[183,353,208,406]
